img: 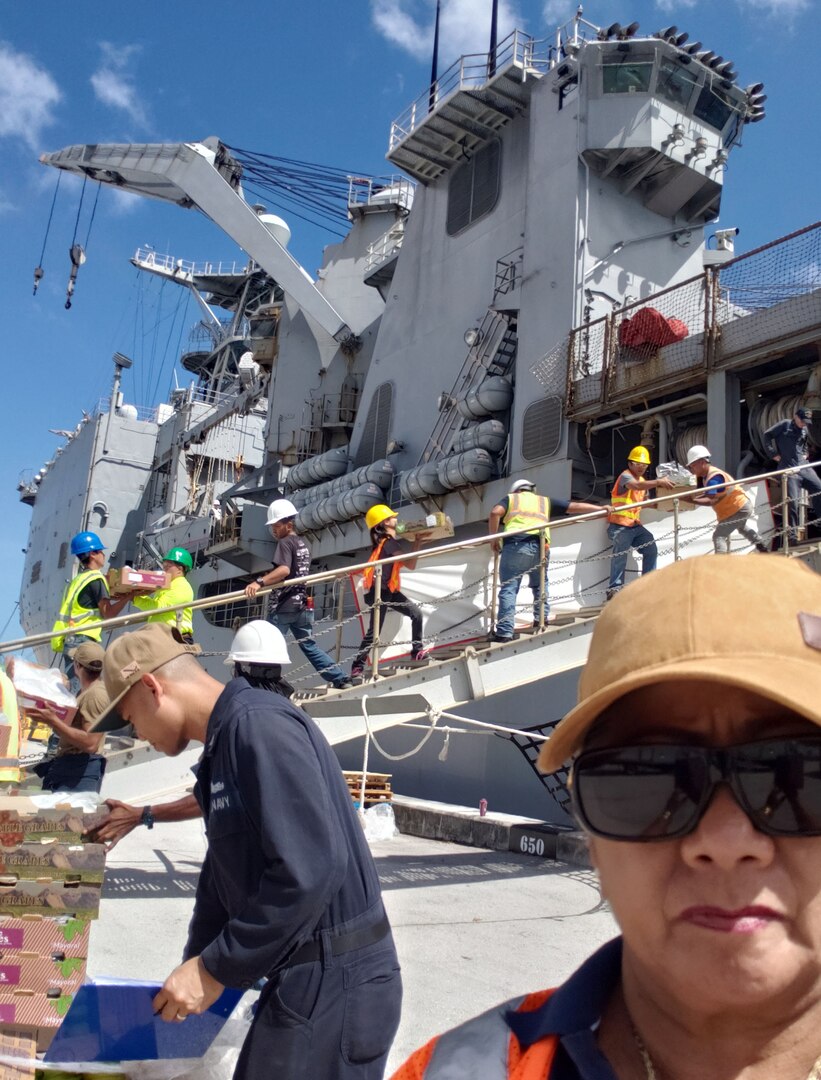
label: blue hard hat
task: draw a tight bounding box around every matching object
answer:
[70,531,105,557]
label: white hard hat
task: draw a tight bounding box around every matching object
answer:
[225,620,291,665]
[686,444,712,466]
[510,479,536,493]
[266,498,298,526]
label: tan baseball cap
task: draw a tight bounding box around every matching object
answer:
[68,641,105,673]
[92,624,201,732]
[538,554,821,774]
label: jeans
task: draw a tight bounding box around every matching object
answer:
[353,591,424,666]
[607,523,657,591]
[269,608,348,687]
[786,468,821,531]
[495,537,547,638]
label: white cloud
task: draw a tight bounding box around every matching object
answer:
[0,189,14,214]
[0,42,61,150]
[542,0,575,27]
[90,42,147,126]
[107,188,141,215]
[741,0,810,12]
[371,0,521,63]
[655,0,699,11]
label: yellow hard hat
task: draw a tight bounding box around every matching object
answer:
[627,445,651,465]
[365,504,397,531]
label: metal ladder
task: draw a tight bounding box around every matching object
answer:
[418,309,518,464]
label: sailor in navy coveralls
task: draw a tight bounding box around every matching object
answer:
[94,624,402,1080]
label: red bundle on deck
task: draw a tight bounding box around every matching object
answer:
[618,307,689,350]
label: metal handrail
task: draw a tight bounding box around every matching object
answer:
[133,248,247,277]
[389,29,548,150]
[3,459,817,656]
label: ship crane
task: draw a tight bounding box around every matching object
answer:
[39,138,357,349]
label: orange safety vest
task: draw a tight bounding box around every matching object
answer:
[362,538,402,594]
[701,465,749,521]
[608,470,644,526]
[390,989,558,1080]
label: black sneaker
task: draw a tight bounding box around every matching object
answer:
[489,631,519,643]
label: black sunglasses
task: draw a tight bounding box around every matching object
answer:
[570,738,821,841]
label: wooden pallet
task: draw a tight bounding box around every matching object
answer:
[342,771,393,806]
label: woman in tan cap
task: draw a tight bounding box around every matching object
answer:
[392,554,821,1080]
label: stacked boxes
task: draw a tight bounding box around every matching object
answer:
[0,800,107,1048]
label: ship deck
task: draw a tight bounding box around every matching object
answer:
[89,808,616,1072]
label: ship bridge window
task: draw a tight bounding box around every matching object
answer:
[693,81,736,132]
[656,57,700,110]
[602,56,653,95]
[446,139,501,236]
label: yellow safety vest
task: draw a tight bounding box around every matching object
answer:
[0,671,21,784]
[702,466,749,522]
[608,471,644,527]
[50,569,108,651]
[502,492,551,544]
[132,575,194,635]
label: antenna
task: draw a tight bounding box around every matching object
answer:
[489,0,499,78]
[429,0,441,113]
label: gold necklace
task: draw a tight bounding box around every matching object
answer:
[631,1023,821,1080]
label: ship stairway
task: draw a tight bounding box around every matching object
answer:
[418,309,517,464]
[299,609,600,775]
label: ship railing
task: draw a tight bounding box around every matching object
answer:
[347,176,415,211]
[133,248,248,278]
[4,462,818,685]
[389,29,550,150]
[365,220,408,274]
[94,398,162,423]
[533,220,821,414]
[494,247,524,299]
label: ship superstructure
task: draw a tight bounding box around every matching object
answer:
[18,13,821,817]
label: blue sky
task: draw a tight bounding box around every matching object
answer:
[0,0,817,640]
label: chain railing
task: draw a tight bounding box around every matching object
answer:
[6,463,821,692]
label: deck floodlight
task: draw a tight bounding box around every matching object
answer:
[708,55,724,70]
[715,60,735,77]
[674,31,689,47]
[656,25,677,40]
[606,22,622,39]
[696,50,716,65]
[683,41,702,55]
[745,82,765,95]
[464,327,482,347]
[620,21,640,38]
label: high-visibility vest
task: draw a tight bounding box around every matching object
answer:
[502,492,551,544]
[132,575,194,635]
[0,671,21,784]
[390,989,558,1080]
[608,471,644,526]
[50,569,108,651]
[702,465,749,522]
[362,539,402,594]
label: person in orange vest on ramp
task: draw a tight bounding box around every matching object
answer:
[684,445,769,554]
[350,505,429,681]
[606,446,674,601]
[392,555,821,1080]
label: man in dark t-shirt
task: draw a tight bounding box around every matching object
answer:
[245,500,351,690]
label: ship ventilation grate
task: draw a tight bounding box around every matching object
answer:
[498,721,571,812]
[521,397,563,461]
[354,381,394,467]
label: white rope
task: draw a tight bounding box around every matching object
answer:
[360,694,441,761]
[433,708,550,742]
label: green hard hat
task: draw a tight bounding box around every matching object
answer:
[163,547,193,571]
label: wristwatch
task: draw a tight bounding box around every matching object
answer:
[141,805,155,830]
[255,577,265,587]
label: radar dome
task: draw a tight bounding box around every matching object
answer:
[119,404,139,420]
[259,213,291,249]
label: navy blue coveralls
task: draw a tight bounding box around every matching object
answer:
[185,678,402,1079]
[764,417,821,532]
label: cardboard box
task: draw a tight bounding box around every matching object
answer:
[0,799,108,845]
[0,988,75,1028]
[0,1028,37,1079]
[398,512,455,542]
[0,917,90,958]
[0,882,101,921]
[662,484,698,512]
[0,843,105,885]
[107,568,166,595]
[0,954,86,993]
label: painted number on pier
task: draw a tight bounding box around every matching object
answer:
[520,835,544,855]
[509,826,554,858]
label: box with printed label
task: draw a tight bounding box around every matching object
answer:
[0,843,105,885]
[0,882,101,920]
[0,988,75,1028]
[107,568,166,595]
[0,799,108,845]
[0,917,90,958]
[0,953,86,994]
[398,513,455,541]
